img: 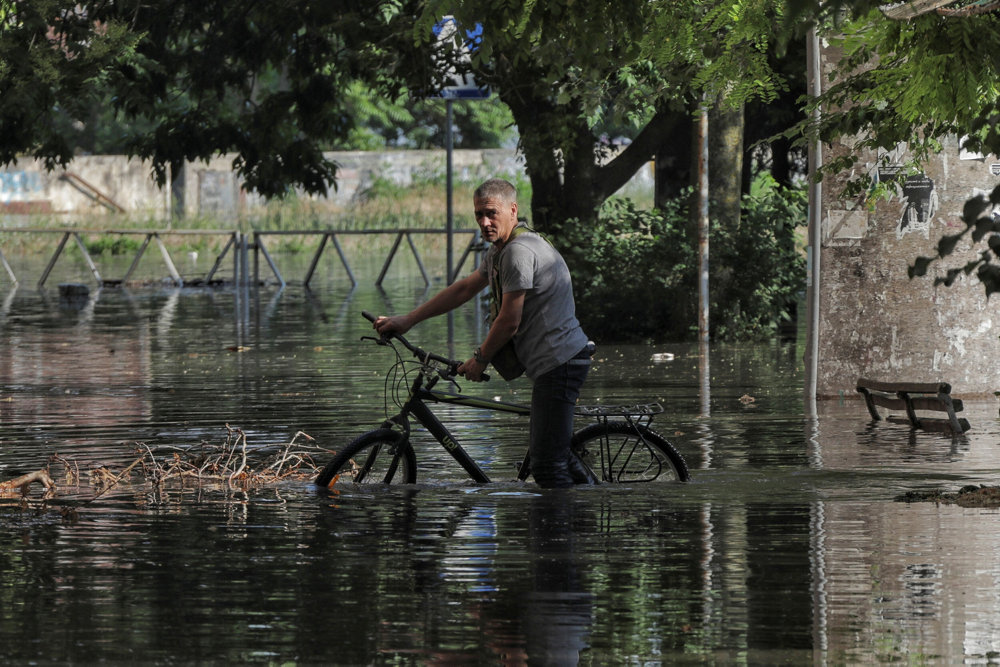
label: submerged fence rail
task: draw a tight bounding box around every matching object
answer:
[0,227,481,289]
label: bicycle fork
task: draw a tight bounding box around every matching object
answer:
[385,388,492,484]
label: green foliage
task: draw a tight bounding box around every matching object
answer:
[789,4,1000,299]
[2,0,805,242]
[85,236,142,256]
[1,1,422,197]
[0,1,142,168]
[647,0,788,108]
[415,0,796,231]
[711,173,807,340]
[331,80,517,150]
[556,173,806,342]
[559,196,696,342]
[807,9,1000,179]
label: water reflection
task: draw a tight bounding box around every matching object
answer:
[1,270,1000,663]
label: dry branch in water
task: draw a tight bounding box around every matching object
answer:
[1,426,334,507]
[0,469,57,496]
[130,426,331,490]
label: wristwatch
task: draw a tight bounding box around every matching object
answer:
[474,347,488,364]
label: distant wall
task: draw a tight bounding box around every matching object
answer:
[0,155,168,219]
[0,149,654,222]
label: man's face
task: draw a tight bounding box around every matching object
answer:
[473,196,518,245]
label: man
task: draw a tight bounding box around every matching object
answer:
[374,178,593,488]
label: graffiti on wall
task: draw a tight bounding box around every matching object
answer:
[0,171,43,203]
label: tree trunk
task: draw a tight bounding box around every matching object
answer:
[706,97,745,330]
[708,98,744,232]
[655,119,693,208]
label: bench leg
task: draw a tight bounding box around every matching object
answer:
[858,387,883,421]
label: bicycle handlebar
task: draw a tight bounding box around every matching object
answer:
[361,310,489,381]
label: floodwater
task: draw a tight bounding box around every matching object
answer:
[3,250,1000,665]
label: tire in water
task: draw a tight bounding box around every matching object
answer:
[315,429,417,487]
[571,422,690,483]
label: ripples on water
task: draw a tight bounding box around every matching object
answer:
[2,272,1000,663]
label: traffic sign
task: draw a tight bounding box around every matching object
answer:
[432,16,489,99]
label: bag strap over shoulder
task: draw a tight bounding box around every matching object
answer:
[488,223,536,323]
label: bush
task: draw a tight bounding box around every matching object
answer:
[555,196,696,342]
[84,235,142,256]
[710,173,807,340]
[553,173,806,342]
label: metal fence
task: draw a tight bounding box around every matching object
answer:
[0,227,481,290]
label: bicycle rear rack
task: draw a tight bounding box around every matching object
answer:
[574,403,663,429]
[574,403,663,417]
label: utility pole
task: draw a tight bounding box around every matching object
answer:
[696,102,710,346]
[804,27,823,415]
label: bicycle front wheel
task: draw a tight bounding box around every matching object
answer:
[315,429,417,487]
[572,422,690,483]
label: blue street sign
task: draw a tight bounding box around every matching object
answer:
[432,16,489,99]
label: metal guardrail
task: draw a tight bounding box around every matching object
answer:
[0,227,482,289]
[252,229,481,288]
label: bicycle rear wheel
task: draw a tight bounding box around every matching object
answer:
[572,422,690,483]
[315,429,417,487]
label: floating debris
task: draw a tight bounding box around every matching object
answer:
[0,469,57,496]
[0,426,334,518]
[898,485,1000,508]
[739,394,756,405]
[651,352,675,362]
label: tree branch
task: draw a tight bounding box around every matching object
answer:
[596,107,688,200]
[0,469,56,495]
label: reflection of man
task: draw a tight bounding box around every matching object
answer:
[374,178,592,488]
[521,495,593,662]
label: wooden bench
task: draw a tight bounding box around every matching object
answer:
[856,378,970,434]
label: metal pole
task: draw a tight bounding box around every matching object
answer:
[446,99,455,286]
[804,27,823,414]
[697,102,710,345]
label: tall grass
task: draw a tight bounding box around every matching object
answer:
[248,178,483,233]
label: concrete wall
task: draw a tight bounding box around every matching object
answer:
[0,155,168,219]
[0,149,654,222]
[818,48,1000,396]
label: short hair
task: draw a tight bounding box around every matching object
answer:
[474,178,517,203]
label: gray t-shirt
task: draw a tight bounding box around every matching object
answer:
[480,230,589,379]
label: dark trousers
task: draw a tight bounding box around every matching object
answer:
[529,357,590,488]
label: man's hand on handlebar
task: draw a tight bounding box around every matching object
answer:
[457,357,488,382]
[373,314,413,338]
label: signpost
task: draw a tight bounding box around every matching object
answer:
[432,16,489,285]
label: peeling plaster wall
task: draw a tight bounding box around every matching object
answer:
[818,54,1000,395]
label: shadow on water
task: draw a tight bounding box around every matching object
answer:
[2,260,1000,663]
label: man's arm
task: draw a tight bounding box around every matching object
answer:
[374,271,488,336]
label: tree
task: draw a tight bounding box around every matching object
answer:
[413,0,792,235]
[0,0,423,197]
[2,0,797,229]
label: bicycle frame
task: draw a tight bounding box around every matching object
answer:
[383,370,531,483]
[349,311,682,486]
